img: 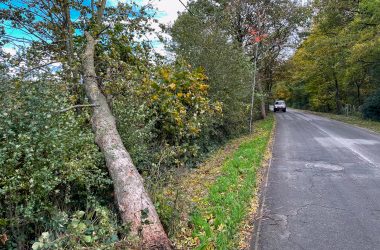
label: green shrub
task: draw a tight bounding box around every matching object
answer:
[30,207,123,250]
[112,61,223,172]
[144,63,222,168]
[108,61,225,237]
[0,80,119,248]
[362,89,380,121]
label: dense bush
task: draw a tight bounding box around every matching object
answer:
[112,61,222,172]
[362,90,380,121]
[0,59,234,248]
[29,208,123,250]
[108,62,223,234]
[0,80,121,249]
[171,6,252,138]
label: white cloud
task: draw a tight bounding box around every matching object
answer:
[108,0,189,56]
[107,0,187,26]
[136,0,188,56]
[150,1,189,56]
[107,0,128,6]
[2,47,17,56]
[151,0,188,25]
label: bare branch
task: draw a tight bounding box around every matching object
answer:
[97,24,111,37]
[55,104,100,113]
[21,61,60,75]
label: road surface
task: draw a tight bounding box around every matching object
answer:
[251,109,380,250]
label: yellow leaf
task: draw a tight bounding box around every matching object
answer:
[169,83,176,90]
[205,243,215,250]
[160,68,170,81]
[199,84,209,91]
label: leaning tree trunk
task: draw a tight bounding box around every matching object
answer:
[82,32,171,249]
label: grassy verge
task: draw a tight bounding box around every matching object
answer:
[163,116,274,249]
[301,110,380,134]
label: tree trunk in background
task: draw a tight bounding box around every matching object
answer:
[333,72,342,114]
[355,82,361,106]
[82,32,171,249]
[257,81,266,118]
[63,0,83,113]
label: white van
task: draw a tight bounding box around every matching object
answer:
[274,100,286,112]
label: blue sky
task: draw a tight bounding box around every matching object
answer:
[1,0,188,55]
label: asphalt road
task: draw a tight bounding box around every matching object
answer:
[251,109,380,250]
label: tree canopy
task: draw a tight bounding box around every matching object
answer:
[276,0,380,117]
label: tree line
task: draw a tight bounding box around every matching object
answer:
[275,0,380,120]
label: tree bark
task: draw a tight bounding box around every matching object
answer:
[355,82,361,106]
[257,81,266,118]
[333,72,342,114]
[63,0,82,113]
[82,32,171,249]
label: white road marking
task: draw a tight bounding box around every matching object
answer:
[314,130,377,166]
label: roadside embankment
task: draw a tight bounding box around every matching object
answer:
[157,116,275,249]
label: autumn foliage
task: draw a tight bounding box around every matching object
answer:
[248,27,268,43]
[147,64,222,143]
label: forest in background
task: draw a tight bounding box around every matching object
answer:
[275,0,380,121]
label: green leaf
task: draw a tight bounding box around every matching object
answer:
[32,242,44,250]
[83,235,92,243]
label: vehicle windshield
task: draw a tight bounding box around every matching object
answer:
[275,101,285,105]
